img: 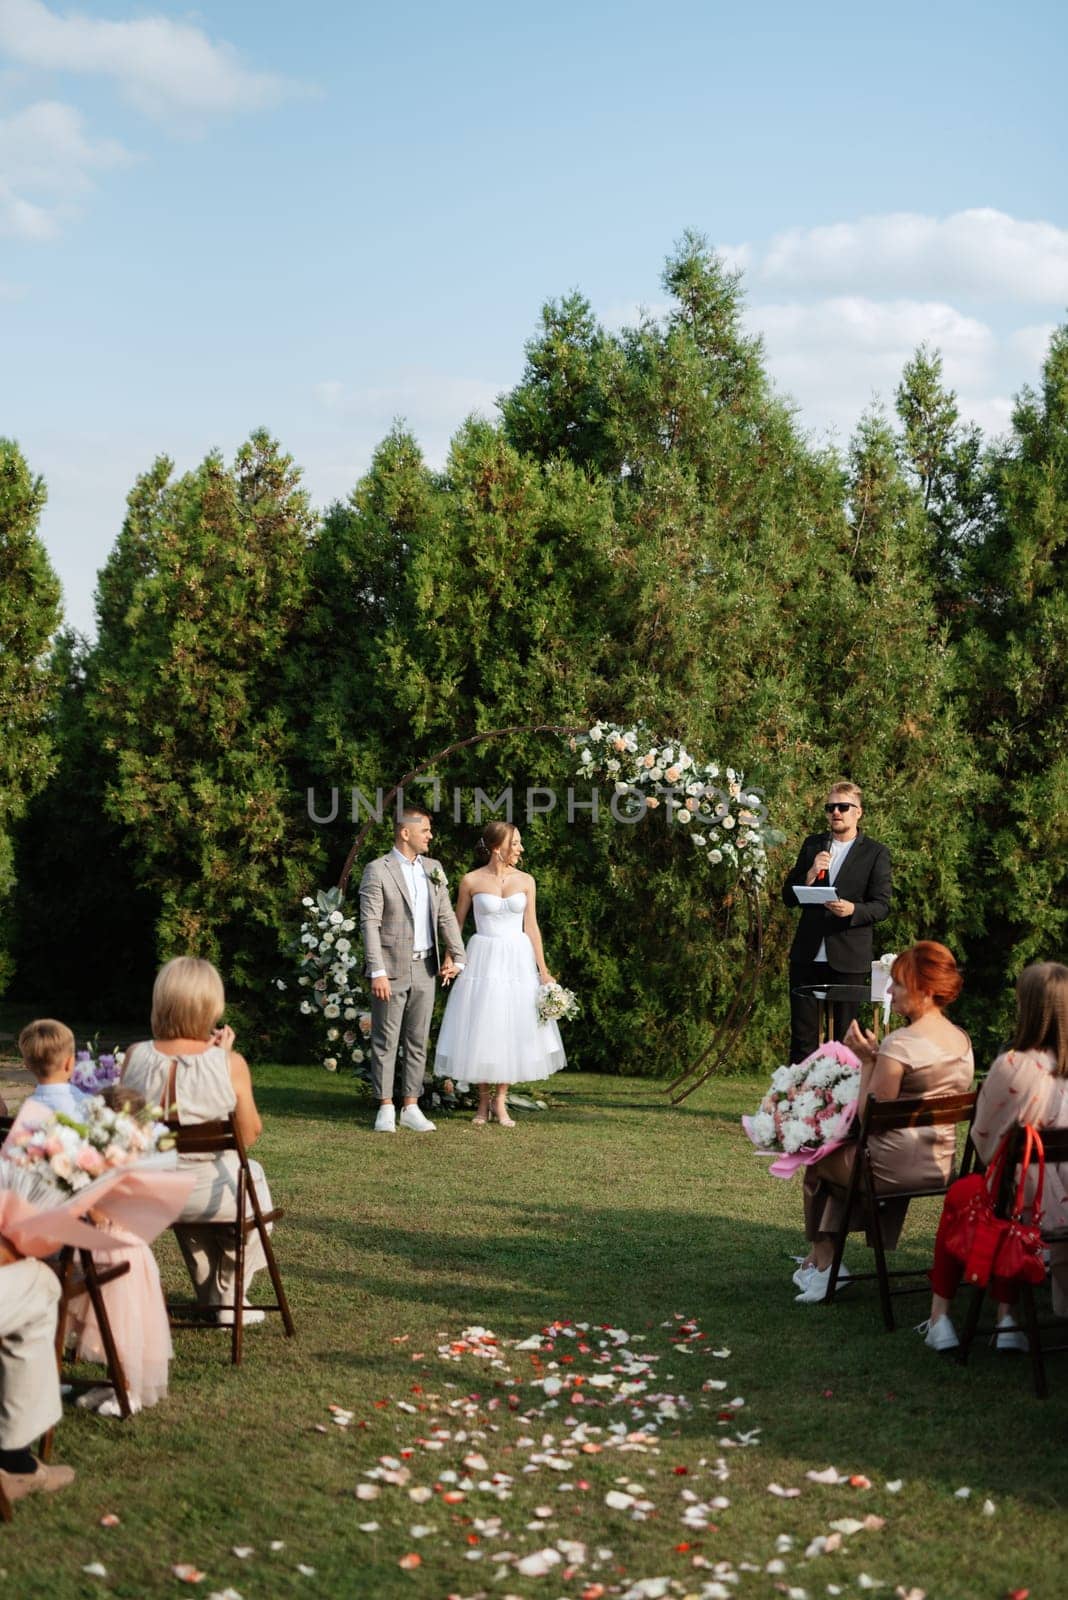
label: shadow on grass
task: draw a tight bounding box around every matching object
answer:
[282,1195,1068,1510]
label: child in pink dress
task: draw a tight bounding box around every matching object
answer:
[8,1022,174,1418]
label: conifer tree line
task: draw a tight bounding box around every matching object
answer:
[3,236,1065,1072]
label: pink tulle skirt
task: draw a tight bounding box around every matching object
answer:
[67,1222,173,1410]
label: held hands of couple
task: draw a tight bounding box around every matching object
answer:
[372,961,460,997]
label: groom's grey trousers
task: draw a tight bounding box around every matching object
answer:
[370,953,438,1100]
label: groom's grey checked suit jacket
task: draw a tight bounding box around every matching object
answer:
[359,854,465,985]
[358,853,466,1100]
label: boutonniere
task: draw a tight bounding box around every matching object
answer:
[428,866,446,888]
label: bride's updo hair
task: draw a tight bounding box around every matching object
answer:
[474,820,516,869]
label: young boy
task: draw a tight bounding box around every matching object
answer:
[17,1020,88,1120]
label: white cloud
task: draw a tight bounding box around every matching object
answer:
[0,98,130,237]
[743,297,1032,442]
[734,208,1068,304]
[0,0,297,124]
[1007,322,1057,369]
[312,373,502,467]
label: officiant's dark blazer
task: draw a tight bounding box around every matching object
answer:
[782,831,892,971]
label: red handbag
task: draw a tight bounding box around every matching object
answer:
[941,1133,1012,1287]
[941,1125,1047,1287]
[993,1126,1046,1286]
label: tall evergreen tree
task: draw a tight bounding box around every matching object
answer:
[818,412,983,1001]
[960,326,1068,1041]
[86,431,320,1036]
[895,346,988,618]
[0,440,62,990]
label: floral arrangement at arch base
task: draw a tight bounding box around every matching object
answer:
[569,721,784,885]
[288,887,372,1076]
[742,1041,862,1178]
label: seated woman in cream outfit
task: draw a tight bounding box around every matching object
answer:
[794,941,974,1303]
[921,960,1068,1352]
[122,957,273,1326]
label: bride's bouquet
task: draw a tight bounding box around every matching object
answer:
[3,1098,172,1202]
[742,1041,861,1177]
[536,981,580,1025]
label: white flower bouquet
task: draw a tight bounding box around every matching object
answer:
[536,981,580,1025]
[742,1041,861,1177]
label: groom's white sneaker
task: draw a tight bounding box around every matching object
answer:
[374,1105,397,1133]
[399,1105,436,1132]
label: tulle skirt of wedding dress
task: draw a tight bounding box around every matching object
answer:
[433,932,566,1084]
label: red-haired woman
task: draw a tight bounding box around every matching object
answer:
[920,961,1068,1352]
[794,941,974,1303]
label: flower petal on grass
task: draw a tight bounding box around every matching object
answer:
[172,1566,205,1583]
[83,1564,108,1578]
[516,1549,561,1576]
[768,1483,801,1497]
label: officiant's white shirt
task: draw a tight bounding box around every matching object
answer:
[815,835,856,964]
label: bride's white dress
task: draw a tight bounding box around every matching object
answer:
[433,892,566,1084]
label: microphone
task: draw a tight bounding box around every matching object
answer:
[815,832,832,883]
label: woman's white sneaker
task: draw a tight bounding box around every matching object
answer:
[794,1263,850,1303]
[917,1315,959,1351]
[993,1318,1028,1352]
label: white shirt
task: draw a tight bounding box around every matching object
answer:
[815,835,856,964]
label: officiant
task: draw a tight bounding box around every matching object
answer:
[782,780,892,1065]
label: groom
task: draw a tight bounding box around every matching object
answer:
[358,806,466,1132]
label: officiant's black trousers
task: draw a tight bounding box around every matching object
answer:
[788,960,868,1067]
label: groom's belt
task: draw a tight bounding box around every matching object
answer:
[412,949,431,960]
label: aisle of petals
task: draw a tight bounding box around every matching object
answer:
[73,1313,1011,1596]
[323,1314,948,1600]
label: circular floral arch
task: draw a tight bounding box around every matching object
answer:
[294,720,781,1102]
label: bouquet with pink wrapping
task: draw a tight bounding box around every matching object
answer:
[0,1100,194,1257]
[742,1041,861,1178]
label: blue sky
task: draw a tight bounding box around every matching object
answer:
[2,0,1066,633]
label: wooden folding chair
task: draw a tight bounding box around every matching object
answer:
[957,1124,1068,1398]
[53,1246,134,1416]
[165,1116,295,1365]
[821,1090,978,1329]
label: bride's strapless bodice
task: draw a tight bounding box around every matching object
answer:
[472,891,528,939]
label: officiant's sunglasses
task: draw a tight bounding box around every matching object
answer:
[825,801,857,813]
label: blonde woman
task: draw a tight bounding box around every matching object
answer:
[433,822,566,1125]
[122,957,273,1325]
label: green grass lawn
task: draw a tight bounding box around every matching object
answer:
[4,1068,1066,1600]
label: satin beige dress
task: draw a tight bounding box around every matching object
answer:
[804,1019,975,1250]
[971,1048,1068,1315]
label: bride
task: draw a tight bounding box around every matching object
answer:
[433,821,566,1125]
